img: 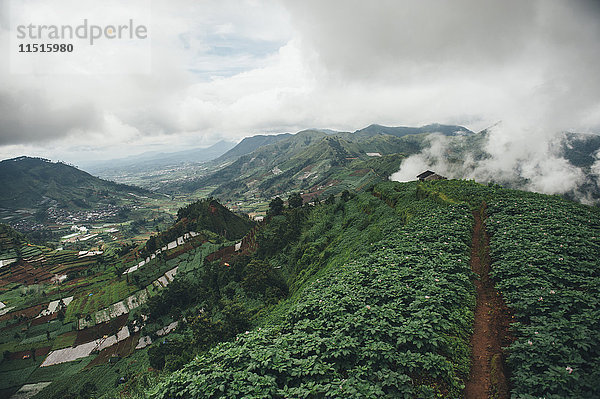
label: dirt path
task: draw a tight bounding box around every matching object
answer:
[464,207,512,399]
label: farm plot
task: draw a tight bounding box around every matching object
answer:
[77,266,177,329]
[77,289,147,329]
[51,331,77,350]
[8,381,52,399]
[0,261,54,286]
[74,313,129,346]
[26,356,93,384]
[40,340,98,367]
[36,296,73,318]
[42,325,132,367]
[85,333,139,368]
[150,188,476,398]
[8,347,51,361]
[0,363,40,392]
[486,192,600,397]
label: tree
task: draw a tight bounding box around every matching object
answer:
[341,190,351,202]
[268,197,284,216]
[325,194,336,205]
[146,235,157,254]
[243,259,288,301]
[221,300,250,339]
[288,192,303,209]
[190,313,223,350]
[242,259,271,296]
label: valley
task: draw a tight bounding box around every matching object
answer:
[0,125,599,398]
[2,1,598,397]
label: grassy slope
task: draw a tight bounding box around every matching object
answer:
[148,183,476,398]
[148,180,600,398]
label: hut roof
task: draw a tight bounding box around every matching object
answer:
[416,170,436,179]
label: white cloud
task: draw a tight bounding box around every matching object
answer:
[0,0,599,166]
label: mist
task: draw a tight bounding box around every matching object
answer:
[390,125,600,203]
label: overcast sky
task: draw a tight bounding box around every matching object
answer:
[0,0,599,164]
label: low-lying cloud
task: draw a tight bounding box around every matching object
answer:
[390,126,599,203]
[1,0,599,169]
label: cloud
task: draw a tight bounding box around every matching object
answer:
[284,0,600,129]
[390,124,595,201]
[0,0,599,166]
[0,87,102,145]
[0,0,295,161]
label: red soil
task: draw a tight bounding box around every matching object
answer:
[464,208,513,399]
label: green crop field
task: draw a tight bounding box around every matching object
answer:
[2,175,599,399]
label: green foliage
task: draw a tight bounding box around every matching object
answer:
[148,184,476,398]
[0,224,25,253]
[256,209,307,259]
[357,153,406,179]
[242,259,288,301]
[149,333,195,371]
[287,192,303,209]
[414,179,600,397]
[340,189,351,202]
[484,190,600,398]
[176,198,253,240]
[268,197,284,216]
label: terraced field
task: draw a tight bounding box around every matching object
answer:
[0,224,239,397]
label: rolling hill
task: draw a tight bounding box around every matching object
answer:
[214,133,293,163]
[0,156,151,210]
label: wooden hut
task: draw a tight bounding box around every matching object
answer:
[416,170,446,181]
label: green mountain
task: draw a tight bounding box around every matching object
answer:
[354,123,472,138]
[215,133,293,163]
[0,156,149,210]
[172,124,471,201]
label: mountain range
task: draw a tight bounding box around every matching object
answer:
[3,123,599,212]
[82,140,236,175]
[163,123,473,200]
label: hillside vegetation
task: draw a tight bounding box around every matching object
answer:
[166,124,470,201]
[1,177,597,398]
[146,180,600,398]
[149,183,476,398]
[0,157,148,210]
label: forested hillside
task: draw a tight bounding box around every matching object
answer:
[1,179,597,398]
[145,180,600,398]
[0,157,149,210]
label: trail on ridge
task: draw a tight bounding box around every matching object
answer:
[464,206,513,399]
